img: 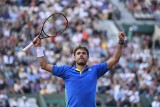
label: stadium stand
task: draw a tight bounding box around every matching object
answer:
[0,0,160,107]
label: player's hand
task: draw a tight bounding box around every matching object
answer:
[118,32,126,46]
[33,35,41,47]
[118,32,125,42]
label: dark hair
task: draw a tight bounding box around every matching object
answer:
[73,45,89,56]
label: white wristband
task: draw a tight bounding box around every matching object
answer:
[36,47,44,57]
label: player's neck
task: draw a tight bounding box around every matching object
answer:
[76,64,86,72]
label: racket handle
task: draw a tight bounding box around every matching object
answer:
[22,42,33,51]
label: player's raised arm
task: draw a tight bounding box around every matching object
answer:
[22,13,68,73]
[33,36,53,73]
[107,32,125,68]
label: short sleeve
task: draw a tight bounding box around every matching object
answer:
[94,62,109,78]
[52,65,68,79]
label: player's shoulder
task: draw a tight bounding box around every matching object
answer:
[91,62,107,67]
[53,65,71,69]
[63,65,73,69]
[90,62,108,70]
[66,65,73,69]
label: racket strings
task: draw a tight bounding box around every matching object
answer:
[43,14,68,37]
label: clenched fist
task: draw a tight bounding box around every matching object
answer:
[118,32,125,45]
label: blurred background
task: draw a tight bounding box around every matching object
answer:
[0,0,160,107]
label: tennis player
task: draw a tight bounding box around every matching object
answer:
[33,32,125,107]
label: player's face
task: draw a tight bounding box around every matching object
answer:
[74,49,88,65]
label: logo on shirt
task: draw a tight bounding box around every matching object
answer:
[88,68,92,71]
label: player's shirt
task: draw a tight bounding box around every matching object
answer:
[52,62,109,107]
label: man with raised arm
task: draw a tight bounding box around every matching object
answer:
[33,32,125,107]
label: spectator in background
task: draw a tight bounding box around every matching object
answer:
[121,0,160,20]
[0,90,10,107]
[152,95,160,107]
[9,96,18,107]
[155,37,160,49]
[0,0,159,107]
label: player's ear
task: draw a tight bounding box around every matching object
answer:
[72,54,76,61]
[87,54,89,58]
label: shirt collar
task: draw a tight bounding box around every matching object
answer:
[71,65,90,70]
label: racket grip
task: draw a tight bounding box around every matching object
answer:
[22,42,33,51]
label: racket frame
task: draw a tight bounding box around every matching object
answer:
[22,13,68,51]
[39,13,68,39]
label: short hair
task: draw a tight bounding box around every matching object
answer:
[73,45,89,56]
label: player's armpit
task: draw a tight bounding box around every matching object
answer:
[42,64,53,73]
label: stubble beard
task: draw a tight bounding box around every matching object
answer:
[76,61,86,66]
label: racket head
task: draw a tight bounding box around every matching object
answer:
[39,13,68,39]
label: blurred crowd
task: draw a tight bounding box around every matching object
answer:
[0,0,160,107]
[120,0,160,20]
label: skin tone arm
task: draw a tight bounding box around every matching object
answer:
[33,36,53,73]
[33,31,124,72]
[107,32,125,68]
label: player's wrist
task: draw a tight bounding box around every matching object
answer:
[36,47,44,57]
[118,41,125,46]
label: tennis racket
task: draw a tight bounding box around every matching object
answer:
[22,13,68,51]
